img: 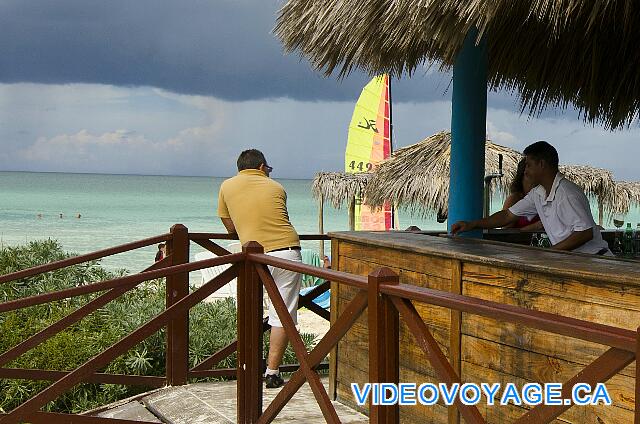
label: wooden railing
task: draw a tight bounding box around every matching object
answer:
[0,225,330,423]
[1,224,639,423]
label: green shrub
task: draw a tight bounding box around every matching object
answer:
[0,240,318,413]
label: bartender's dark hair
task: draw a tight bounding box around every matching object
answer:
[523,141,559,171]
[237,149,267,171]
[510,158,527,194]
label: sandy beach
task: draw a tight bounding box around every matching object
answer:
[297,308,330,341]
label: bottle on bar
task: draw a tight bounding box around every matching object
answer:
[635,223,640,257]
[613,234,623,256]
[539,233,551,248]
[623,223,634,258]
[530,233,539,247]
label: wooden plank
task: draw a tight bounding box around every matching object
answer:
[339,255,401,280]
[237,242,264,423]
[463,280,640,332]
[339,291,451,330]
[368,267,400,423]
[462,314,636,379]
[463,263,640,312]
[462,278,639,376]
[398,367,452,423]
[329,239,340,400]
[337,333,445,383]
[462,336,636,412]
[449,260,462,424]
[338,242,452,279]
[462,362,569,424]
[340,311,450,364]
[463,360,634,423]
[328,232,640,286]
[400,269,452,291]
[335,362,450,421]
[515,348,634,423]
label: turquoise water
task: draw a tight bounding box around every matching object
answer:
[0,172,444,282]
[1,171,638,282]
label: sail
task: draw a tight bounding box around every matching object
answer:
[345,74,393,230]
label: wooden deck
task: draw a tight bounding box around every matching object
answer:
[92,377,368,423]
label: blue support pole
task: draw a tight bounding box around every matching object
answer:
[448,29,488,238]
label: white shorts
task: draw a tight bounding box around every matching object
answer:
[265,249,302,328]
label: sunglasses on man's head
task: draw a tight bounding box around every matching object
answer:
[264,165,273,172]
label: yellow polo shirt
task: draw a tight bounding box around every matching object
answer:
[217,169,299,252]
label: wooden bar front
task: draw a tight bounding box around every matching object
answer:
[329,231,640,423]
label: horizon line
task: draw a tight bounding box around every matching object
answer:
[0,169,320,181]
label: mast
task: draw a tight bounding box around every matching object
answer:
[388,74,396,230]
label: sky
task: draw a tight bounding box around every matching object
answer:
[1,0,639,180]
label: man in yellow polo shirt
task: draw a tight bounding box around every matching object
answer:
[217,149,301,389]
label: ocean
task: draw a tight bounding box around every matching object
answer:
[1,171,637,284]
[0,171,446,283]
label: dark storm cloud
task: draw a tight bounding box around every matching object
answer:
[0,0,456,103]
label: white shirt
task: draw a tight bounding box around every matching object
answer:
[509,172,609,254]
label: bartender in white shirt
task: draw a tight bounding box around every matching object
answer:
[452,141,611,255]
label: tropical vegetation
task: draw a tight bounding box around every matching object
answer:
[0,240,315,413]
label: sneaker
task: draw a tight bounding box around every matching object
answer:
[264,373,284,388]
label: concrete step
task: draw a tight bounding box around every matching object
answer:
[143,386,233,424]
[96,400,162,422]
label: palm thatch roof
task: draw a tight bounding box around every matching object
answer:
[276,1,640,129]
[364,131,521,217]
[362,131,630,218]
[558,165,615,199]
[311,171,370,208]
[618,181,640,205]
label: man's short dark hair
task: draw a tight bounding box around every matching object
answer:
[237,149,267,171]
[523,141,559,170]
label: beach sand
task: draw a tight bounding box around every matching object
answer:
[297,308,330,342]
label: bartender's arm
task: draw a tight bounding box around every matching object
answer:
[550,228,593,251]
[451,209,519,234]
[521,220,544,231]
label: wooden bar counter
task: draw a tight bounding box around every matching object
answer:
[328,231,640,423]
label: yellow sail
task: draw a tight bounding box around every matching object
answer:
[345,75,392,230]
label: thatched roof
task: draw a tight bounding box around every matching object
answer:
[362,131,630,218]
[276,1,640,129]
[311,171,370,208]
[558,165,614,201]
[364,131,521,217]
[618,181,640,205]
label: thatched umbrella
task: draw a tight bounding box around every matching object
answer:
[276,1,640,130]
[618,181,640,206]
[611,180,640,223]
[364,132,628,224]
[311,171,371,252]
[364,131,521,218]
[311,172,370,209]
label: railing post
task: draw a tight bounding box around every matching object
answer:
[238,241,264,423]
[633,327,640,424]
[368,267,399,424]
[165,224,190,386]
